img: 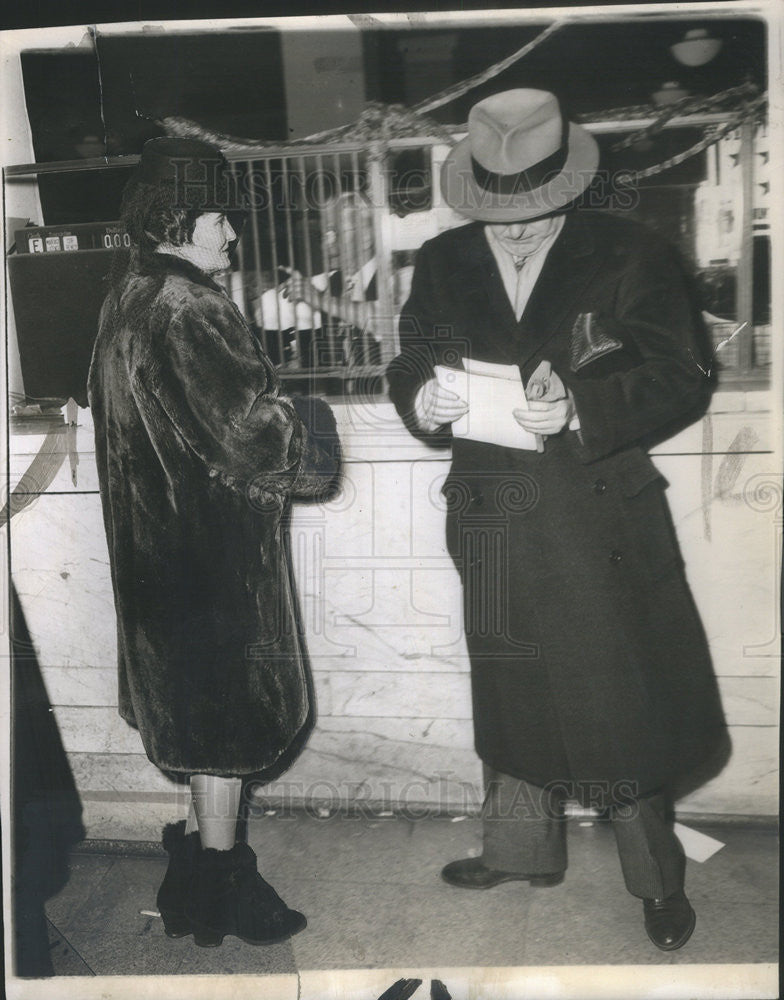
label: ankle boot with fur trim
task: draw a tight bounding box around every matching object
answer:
[184,841,307,947]
[158,821,196,938]
[157,821,222,944]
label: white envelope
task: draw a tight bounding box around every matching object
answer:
[435,359,538,451]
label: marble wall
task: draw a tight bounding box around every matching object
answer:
[8,394,780,840]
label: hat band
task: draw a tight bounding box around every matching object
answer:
[470,115,569,196]
[471,141,568,196]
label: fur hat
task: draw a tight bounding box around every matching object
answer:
[127,137,247,217]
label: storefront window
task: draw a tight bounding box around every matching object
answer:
[587,120,769,386]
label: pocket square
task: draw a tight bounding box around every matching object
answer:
[570,312,623,371]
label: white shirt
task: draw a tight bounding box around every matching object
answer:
[484,215,564,322]
[484,215,580,432]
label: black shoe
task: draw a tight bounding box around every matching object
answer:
[643,890,696,951]
[440,857,564,890]
[185,842,307,947]
[157,821,222,943]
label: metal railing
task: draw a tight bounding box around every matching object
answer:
[216,118,770,392]
[221,144,392,396]
[215,138,443,397]
[5,115,770,397]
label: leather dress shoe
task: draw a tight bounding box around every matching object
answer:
[441,857,564,890]
[643,890,696,950]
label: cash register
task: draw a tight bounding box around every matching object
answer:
[7,220,129,409]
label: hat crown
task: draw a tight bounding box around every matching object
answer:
[469,89,564,176]
[440,87,600,222]
[128,136,248,215]
[137,137,228,186]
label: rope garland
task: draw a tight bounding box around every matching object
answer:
[615,92,767,183]
[294,103,456,146]
[162,82,766,180]
[158,103,455,151]
[156,23,765,181]
[412,21,565,115]
[298,21,565,143]
[159,21,565,149]
[156,116,291,152]
[608,81,761,152]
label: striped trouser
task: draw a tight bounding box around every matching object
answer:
[480,766,685,899]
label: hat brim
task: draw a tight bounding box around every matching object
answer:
[440,121,600,222]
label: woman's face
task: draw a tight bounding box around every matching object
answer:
[188,212,236,273]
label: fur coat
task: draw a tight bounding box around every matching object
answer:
[88,250,340,777]
[387,212,727,803]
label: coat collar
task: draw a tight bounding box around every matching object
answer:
[132,248,227,294]
[450,213,598,364]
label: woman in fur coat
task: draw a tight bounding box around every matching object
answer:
[88,138,341,947]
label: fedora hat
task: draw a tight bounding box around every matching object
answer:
[441,89,599,222]
[126,137,248,216]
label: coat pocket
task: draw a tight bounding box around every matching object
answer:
[617,451,669,497]
[616,451,682,584]
[570,312,624,372]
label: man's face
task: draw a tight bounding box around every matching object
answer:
[487,215,559,256]
[188,212,236,273]
[322,197,374,272]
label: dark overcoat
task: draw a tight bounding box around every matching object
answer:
[387,211,726,801]
[88,251,340,778]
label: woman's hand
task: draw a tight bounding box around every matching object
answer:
[414,377,469,433]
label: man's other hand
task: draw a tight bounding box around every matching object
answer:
[513,395,575,436]
[280,268,306,301]
[414,377,469,433]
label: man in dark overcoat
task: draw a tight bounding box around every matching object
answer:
[387,89,726,951]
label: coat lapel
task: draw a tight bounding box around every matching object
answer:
[447,217,605,369]
[449,224,524,363]
[517,213,602,370]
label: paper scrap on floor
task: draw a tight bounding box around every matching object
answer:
[674,821,725,862]
[435,359,538,450]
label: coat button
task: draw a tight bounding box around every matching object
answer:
[593,478,607,495]
[471,490,484,507]
[609,549,623,563]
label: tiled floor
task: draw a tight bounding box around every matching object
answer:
[27,814,780,989]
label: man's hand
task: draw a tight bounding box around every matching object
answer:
[280,268,308,302]
[513,394,575,436]
[414,377,469,433]
[514,365,576,438]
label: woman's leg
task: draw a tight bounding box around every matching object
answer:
[189,774,243,850]
[184,798,198,835]
[184,773,306,945]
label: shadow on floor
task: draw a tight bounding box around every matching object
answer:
[11,583,86,977]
